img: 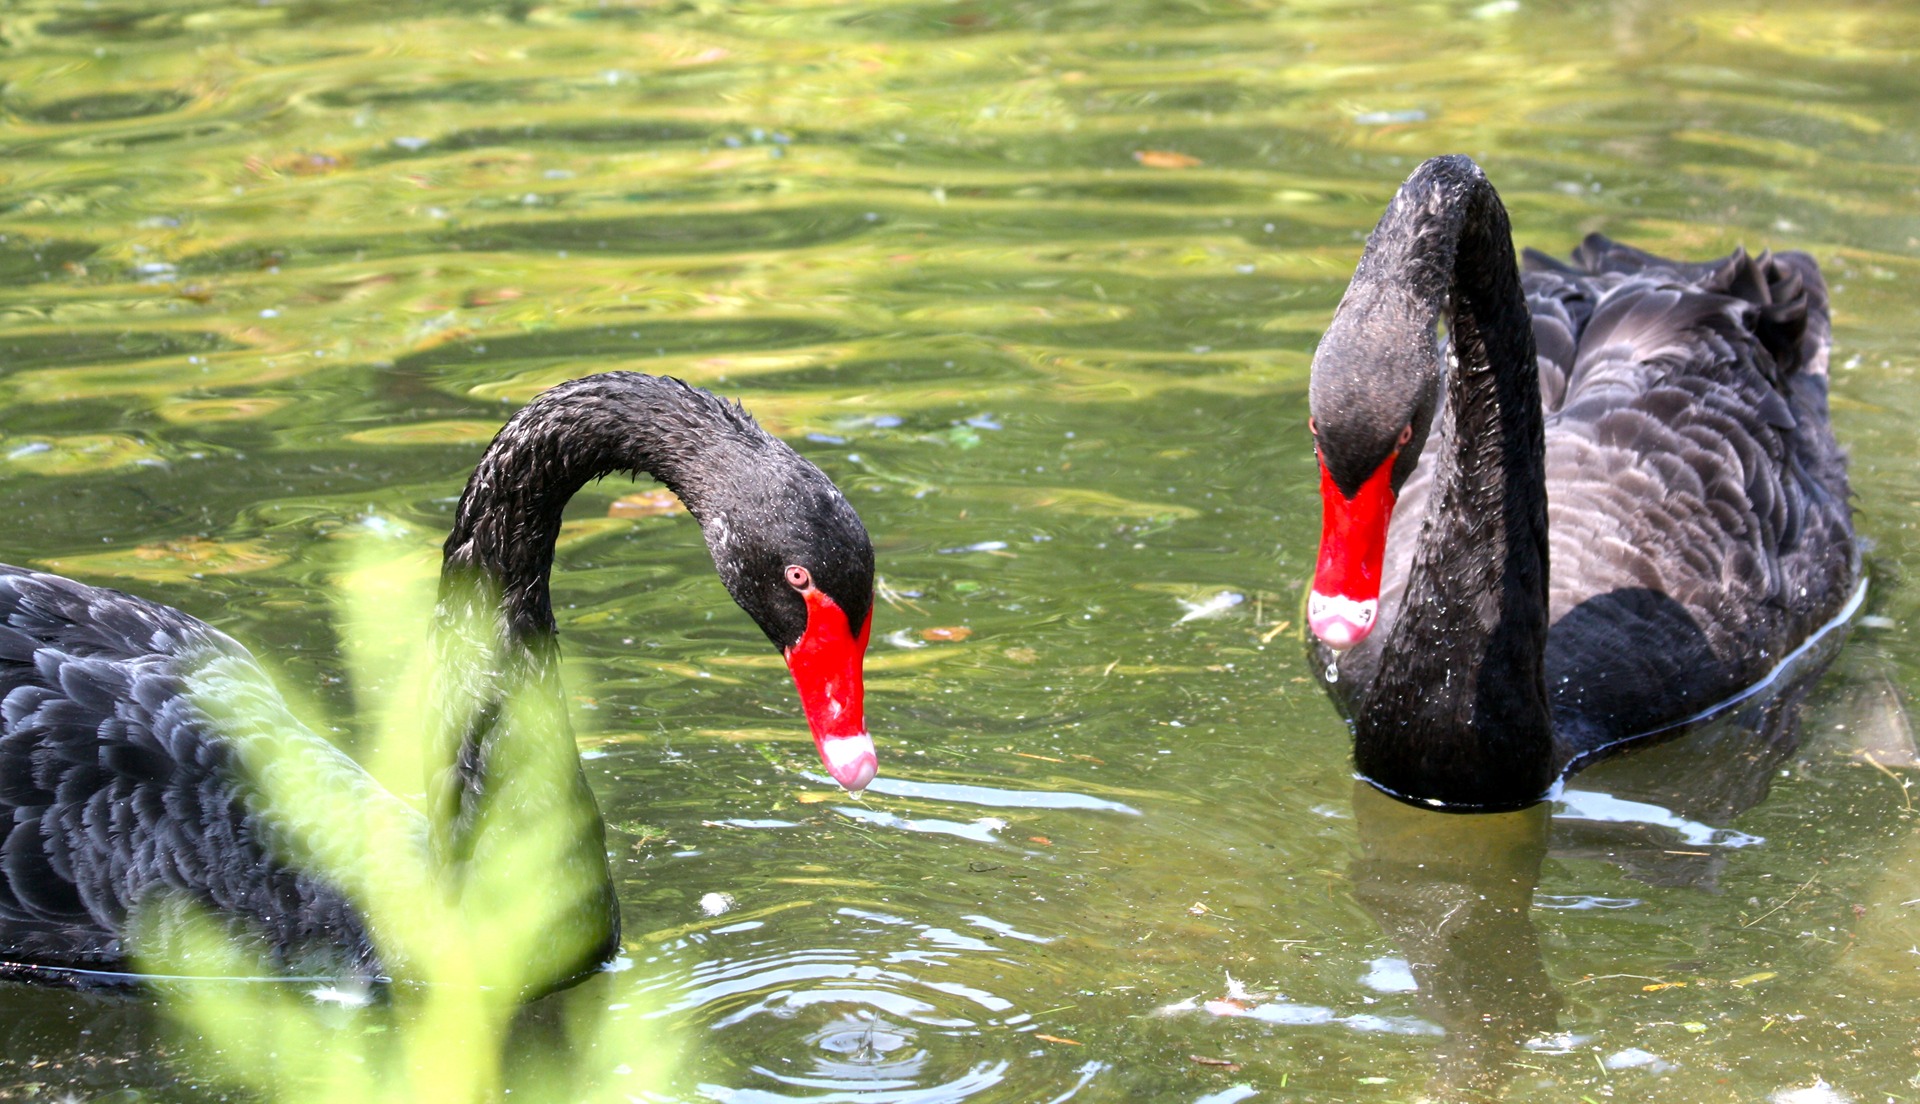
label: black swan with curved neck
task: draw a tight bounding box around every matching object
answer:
[0,371,876,984]
[1306,156,1857,810]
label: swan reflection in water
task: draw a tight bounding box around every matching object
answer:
[1347,785,1554,1098]
[1342,635,1886,1100]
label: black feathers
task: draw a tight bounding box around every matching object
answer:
[0,567,376,976]
[1311,157,1856,808]
[1528,239,1855,751]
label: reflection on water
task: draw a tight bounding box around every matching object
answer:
[1328,654,1856,1101]
[4,0,1920,1100]
[1150,644,1886,1101]
[1554,788,1763,850]
[1347,788,1561,1100]
[853,776,1142,816]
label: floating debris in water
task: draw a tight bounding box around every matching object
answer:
[1033,1034,1081,1046]
[699,892,735,917]
[1353,109,1428,125]
[1133,149,1202,169]
[1770,1078,1853,1104]
[1176,591,1244,623]
[1605,1047,1672,1072]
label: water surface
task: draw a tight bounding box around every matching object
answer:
[3,1,1920,1101]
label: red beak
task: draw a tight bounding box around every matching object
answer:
[1310,451,1397,651]
[783,590,876,792]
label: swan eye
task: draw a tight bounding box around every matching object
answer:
[1396,423,1413,447]
[784,565,813,591]
[1308,416,1318,436]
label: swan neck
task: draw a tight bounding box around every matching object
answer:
[424,373,759,872]
[438,373,751,641]
[1354,157,1555,806]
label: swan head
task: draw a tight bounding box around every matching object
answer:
[1306,278,1442,652]
[455,372,881,791]
[701,452,878,793]
[780,578,877,794]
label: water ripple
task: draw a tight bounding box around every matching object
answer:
[650,908,1049,1102]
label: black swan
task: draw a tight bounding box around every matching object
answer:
[1306,155,1857,811]
[0,371,876,985]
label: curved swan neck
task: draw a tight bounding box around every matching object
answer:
[1350,159,1532,335]
[424,374,767,880]
[1346,157,1555,807]
[440,372,761,641]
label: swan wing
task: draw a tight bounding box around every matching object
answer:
[1521,242,1855,747]
[0,567,382,976]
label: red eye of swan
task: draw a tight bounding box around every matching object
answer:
[785,564,812,591]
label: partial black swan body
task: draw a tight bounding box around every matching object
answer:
[1306,156,1857,810]
[0,372,876,984]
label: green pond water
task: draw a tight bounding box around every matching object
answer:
[3,0,1920,1100]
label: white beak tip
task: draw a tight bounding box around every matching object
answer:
[1307,591,1378,651]
[821,733,878,793]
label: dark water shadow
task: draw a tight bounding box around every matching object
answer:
[0,237,100,285]
[1346,626,1862,1100]
[1349,784,1557,1101]
[0,976,248,1099]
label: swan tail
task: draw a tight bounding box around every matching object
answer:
[1525,234,1831,387]
[1731,249,1830,380]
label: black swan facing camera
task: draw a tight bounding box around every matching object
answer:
[1306,155,1858,811]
